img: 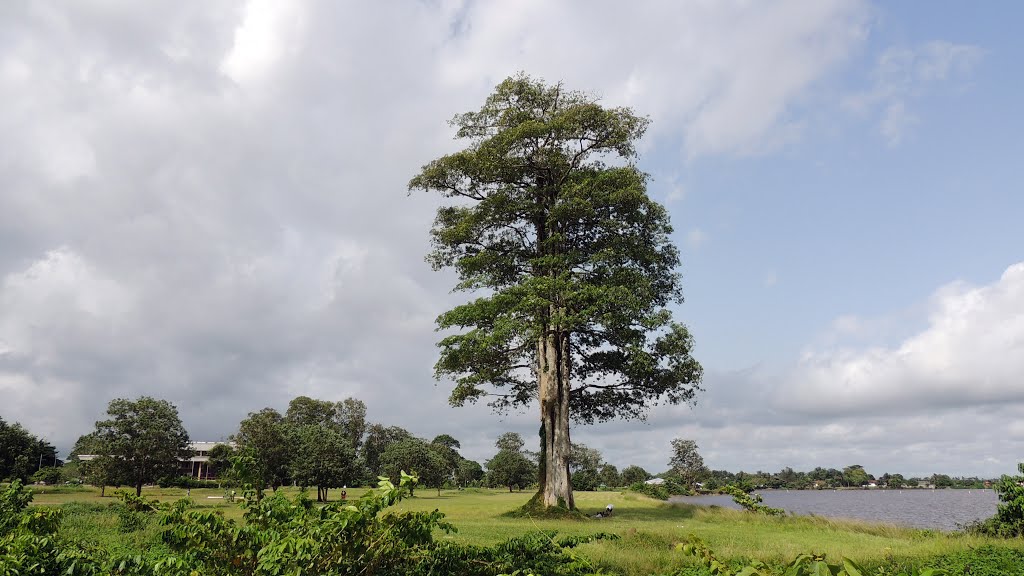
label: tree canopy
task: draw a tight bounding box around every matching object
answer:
[410,73,702,508]
[668,438,706,489]
[92,397,190,496]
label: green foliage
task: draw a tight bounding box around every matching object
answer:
[630,481,670,501]
[966,462,1024,537]
[621,465,651,486]
[669,439,706,489]
[488,434,539,493]
[231,407,291,493]
[29,466,62,485]
[289,424,360,501]
[205,443,235,480]
[677,536,896,576]
[412,73,702,419]
[0,417,56,483]
[0,473,623,575]
[362,424,413,480]
[92,396,191,496]
[379,438,447,496]
[571,468,600,491]
[458,459,485,487]
[722,485,785,516]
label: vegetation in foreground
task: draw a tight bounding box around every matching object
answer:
[10,479,1024,576]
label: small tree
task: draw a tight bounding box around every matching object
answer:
[206,443,235,481]
[232,408,291,495]
[361,424,413,480]
[598,464,620,488]
[456,459,484,487]
[621,465,651,486]
[487,449,537,492]
[93,397,190,496]
[72,433,121,496]
[993,463,1024,536]
[668,439,705,491]
[379,438,446,496]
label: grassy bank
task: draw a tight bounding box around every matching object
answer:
[28,485,1024,575]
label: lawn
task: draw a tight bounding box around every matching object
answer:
[28,484,1024,575]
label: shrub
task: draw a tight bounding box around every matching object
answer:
[630,481,670,500]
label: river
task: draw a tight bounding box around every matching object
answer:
[668,489,998,531]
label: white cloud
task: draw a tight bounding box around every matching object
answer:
[687,228,707,251]
[847,41,982,145]
[783,263,1024,414]
[220,0,305,85]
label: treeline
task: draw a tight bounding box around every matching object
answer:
[0,417,59,484]
[695,465,994,491]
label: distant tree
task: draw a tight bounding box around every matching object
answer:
[285,396,336,428]
[92,397,190,496]
[0,417,56,482]
[668,439,705,490]
[572,468,600,491]
[334,398,368,452]
[621,465,651,486]
[487,449,537,492]
[842,465,870,487]
[379,438,446,496]
[71,432,121,496]
[410,74,703,510]
[457,459,484,487]
[206,443,235,480]
[887,473,906,489]
[931,473,954,489]
[361,424,413,479]
[232,408,291,494]
[598,464,620,488]
[495,432,526,454]
[568,443,603,473]
[290,426,359,501]
[431,434,463,483]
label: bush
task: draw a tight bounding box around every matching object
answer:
[630,481,670,500]
[965,462,1024,537]
[156,475,222,489]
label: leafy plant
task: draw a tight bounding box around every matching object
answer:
[722,484,785,516]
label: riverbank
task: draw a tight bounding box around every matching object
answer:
[27,485,1024,575]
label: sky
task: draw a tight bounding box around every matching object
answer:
[1,1,1022,479]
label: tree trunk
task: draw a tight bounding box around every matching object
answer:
[101,485,106,497]
[135,481,143,497]
[539,326,573,509]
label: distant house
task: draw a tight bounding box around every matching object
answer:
[644,478,665,485]
[179,441,235,480]
[79,441,235,480]
[916,480,934,489]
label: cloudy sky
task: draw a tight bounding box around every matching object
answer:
[2,1,1022,479]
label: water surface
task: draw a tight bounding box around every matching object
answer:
[668,489,997,531]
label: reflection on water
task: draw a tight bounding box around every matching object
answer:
[669,489,998,531]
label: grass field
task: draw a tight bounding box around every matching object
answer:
[27,484,1024,575]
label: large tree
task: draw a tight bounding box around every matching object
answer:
[232,408,291,494]
[410,74,702,509]
[93,397,190,496]
[290,425,359,501]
